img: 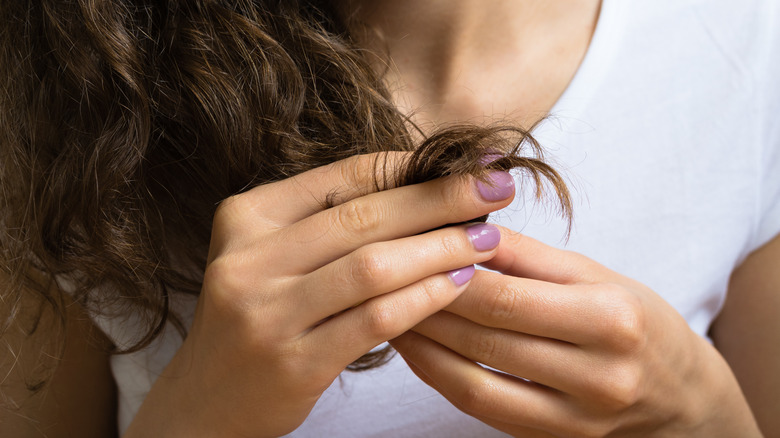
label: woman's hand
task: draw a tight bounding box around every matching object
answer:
[125,153,516,438]
[391,227,763,438]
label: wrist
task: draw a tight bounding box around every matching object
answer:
[124,341,225,438]
[681,339,763,437]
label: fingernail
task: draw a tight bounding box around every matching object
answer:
[479,153,504,165]
[448,265,475,286]
[476,171,515,201]
[466,223,500,251]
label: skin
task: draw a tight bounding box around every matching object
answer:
[0,283,116,438]
[125,154,516,437]
[3,0,777,436]
[348,0,602,128]
[360,0,772,435]
[391,230,764,437]
[711,235,780,436]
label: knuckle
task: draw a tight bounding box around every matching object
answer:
[214,193,242,215]
[415,275,449,307]
[336,152,405,194]
[338,154,376,188]
[203,256,245,298]
[437,232,464,259]
[613,309,646,354]
[588,363,642,412]
[212,192,275,236]
[473,333,502,363]
[336,200,382,235]
[607,366,642,410]
[478,279,524,322]
[212,193,245,227]
[203,254,279,325]
[596,285,646,352]
[456,377,496,415]
[363,300,402,339]
[437,176,469,210]
[349,246,391,289]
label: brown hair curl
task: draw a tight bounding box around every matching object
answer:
[0,0,570,377]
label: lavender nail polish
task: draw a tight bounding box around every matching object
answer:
[476,171,515,202]
[479,153,504,165]
[448,265,475,286]
[467,223,500,251]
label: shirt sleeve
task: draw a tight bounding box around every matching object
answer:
[750,1,780,250]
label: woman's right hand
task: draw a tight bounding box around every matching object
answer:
[124,153,516,437]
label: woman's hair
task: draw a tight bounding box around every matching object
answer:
[0,0,571,380]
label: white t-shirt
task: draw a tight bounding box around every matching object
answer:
[97,0,780,435]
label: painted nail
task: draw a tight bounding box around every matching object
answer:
[476,171,515,201]
[467,223,501,251]
[479,153,504,165]
[448,265,475,286]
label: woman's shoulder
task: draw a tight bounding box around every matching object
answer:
[0,275,117,437]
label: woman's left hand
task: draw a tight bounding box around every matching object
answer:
[391,226,762,438]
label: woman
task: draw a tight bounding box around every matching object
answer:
[1,0,777,437]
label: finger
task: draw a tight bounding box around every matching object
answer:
[306,268,475,367]
[219,152,409,227]
[390,331,571,435]
[399,357,557,438]
[448,271,643,346]
[270,170,515,273]
[412,311,606,398]
[291,223,501,325]
[480,226,615,285]
[469,414,558,438]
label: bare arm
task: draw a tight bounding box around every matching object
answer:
[711,232,780,437]
[1,284,117,438]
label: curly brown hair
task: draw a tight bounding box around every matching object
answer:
[0,0,571,382]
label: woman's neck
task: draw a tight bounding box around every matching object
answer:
[343,0,602,127]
